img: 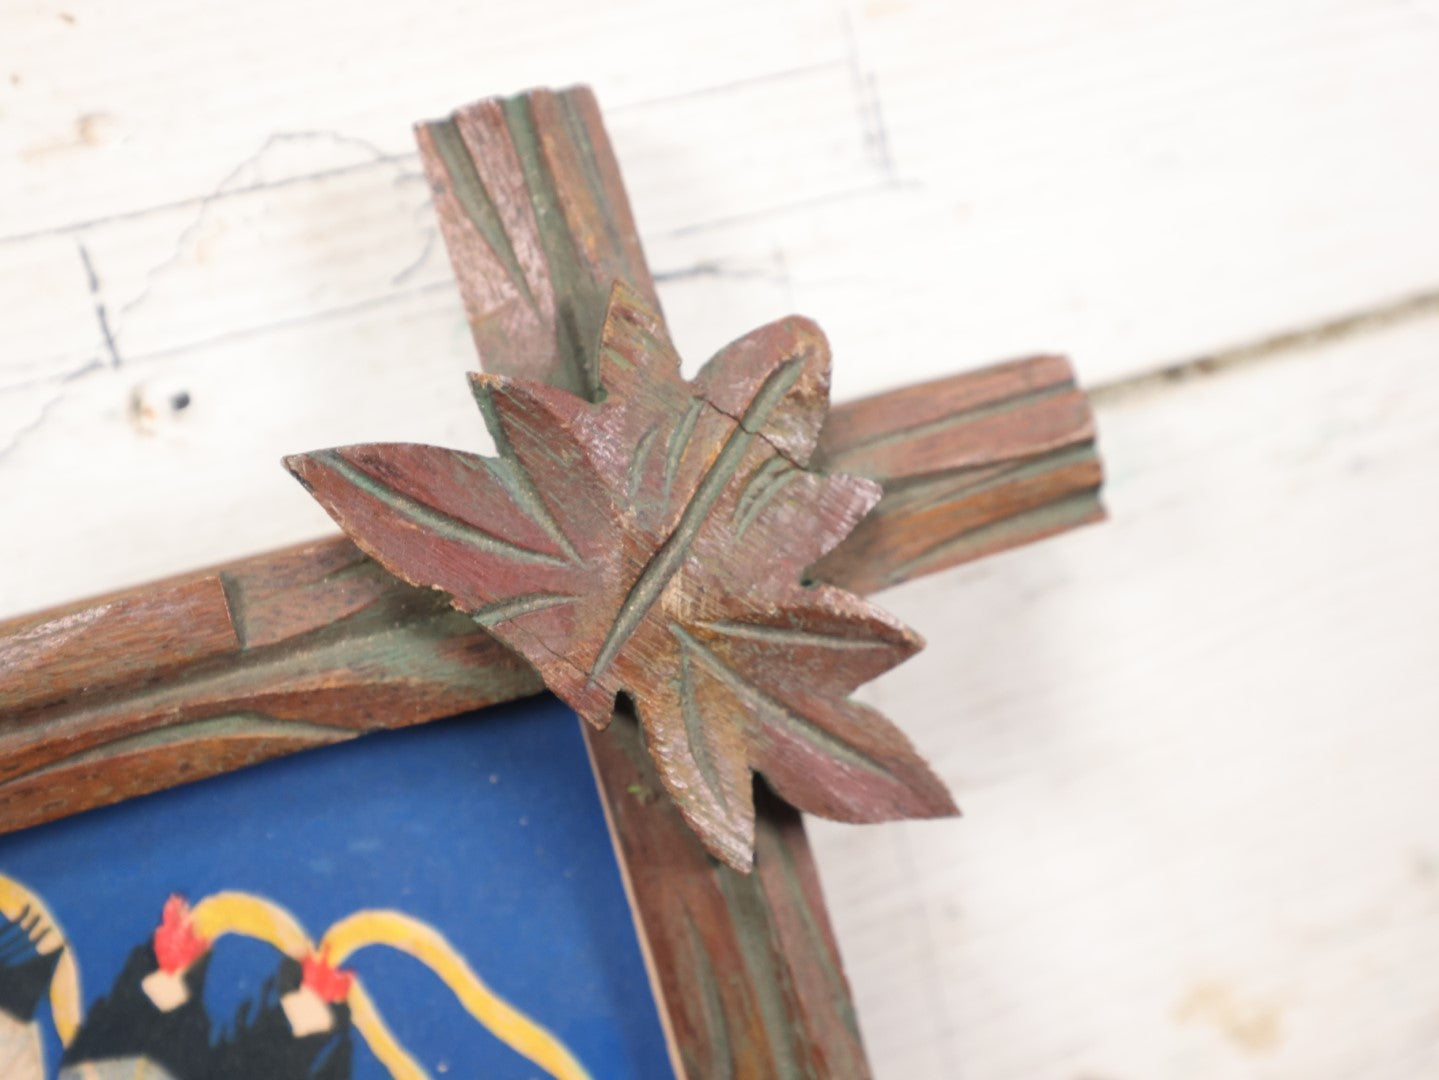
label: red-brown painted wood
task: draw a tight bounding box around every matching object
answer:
[0,575,240,715]
[814,355,1103,595]
[411,85,1101,1080]
[0,350,1097,840]
[0,538,540,830]
[0,84,1104,1080]
[287,278,955,872]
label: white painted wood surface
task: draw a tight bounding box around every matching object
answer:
[3,1,1438,1075]
[815,318,1439,1077]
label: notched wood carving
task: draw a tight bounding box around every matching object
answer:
[286,281,956,870]
[0,539,541,833]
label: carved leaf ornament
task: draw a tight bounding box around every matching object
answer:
[287,282,955,870]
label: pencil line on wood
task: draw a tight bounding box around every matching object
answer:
[0,63,850,250]
[0,154,419,247]
[611,58,849,110]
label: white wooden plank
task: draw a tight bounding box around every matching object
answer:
[835,0,1439,388]
[0,235,106,393]
[810,310,1439,1078]
[11,62,878,368]
[74,158,445,365]
[1,0,851,237]
[615,60,886,240]
[6,0,1439,408]
[3,2,1439,1075]
[650,0,1439,398]
[0,54,895,611]
[0,286,485,615]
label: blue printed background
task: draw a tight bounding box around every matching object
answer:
[0,695,672,1078]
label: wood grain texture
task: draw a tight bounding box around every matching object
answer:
[0,82,1103,1080]
[0,537,540,831]
[413,85,1098,1079]
[415,87,657,398]
[9,0,1434,630]
[0,349,1093,839]
[414,85,857,1080]
[588,713,869,1080]
[482,86,876,1077]
[2,4,1435,1075]
[814,355,1103,596]
[287,276,955,872]
[7,0,1438,398]
[0,575,240,714]
[0,347,1100,1073]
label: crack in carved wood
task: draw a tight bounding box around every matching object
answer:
[287,278,956,872]
[0,351,1097,841]
[411,85,1099,1080]
[0,84,1105,1080]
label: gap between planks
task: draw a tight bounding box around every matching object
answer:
[1091,286,1439,408]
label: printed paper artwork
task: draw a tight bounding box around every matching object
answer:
[0,698,672,1079]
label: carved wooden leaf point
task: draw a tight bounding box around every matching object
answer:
[285,281,957,870]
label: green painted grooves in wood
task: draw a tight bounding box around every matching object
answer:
[590,707,826,1078]
[734,460,799,540]
[675,640,730,813]
[822,380,1079,472]
[695,619,894,653]
[431,89,658,402]
[471,592,578,628]
[713,863,813,1080]
[8,713,355,788]
[765,813,864,1045]
[590,359,804,679]
[662,398,703,498]
[429,117,538,315]
[678,906,736,1080]
[886,486,1104,588]
[501,95,603,400]
[555,90,632,287]
[471,384,583,563]
[0,586,538,787]
[627,424,659,501]
[669,624,892,782]
[868,441,1099,515]
[811,440,1103,595]
[309,451,571,568]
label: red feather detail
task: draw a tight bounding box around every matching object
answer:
[302,947,355,1003]
[152,895,209,974]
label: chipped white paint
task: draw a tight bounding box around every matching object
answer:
[3,1,1439,1076]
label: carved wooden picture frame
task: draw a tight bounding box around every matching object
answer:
[0,86,1103,1078]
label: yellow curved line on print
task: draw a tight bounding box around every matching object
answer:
[187,892,429,1080]
[190,891,313,957]
[0,873,82,1045]
[323,911,593,1080]
[346,981,427,1080]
